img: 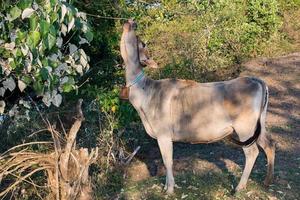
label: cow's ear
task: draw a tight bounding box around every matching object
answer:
[141,58,158,68]
[138,38,159,68]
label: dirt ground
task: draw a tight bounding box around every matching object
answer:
[239,52,300,199]
[121,52,300,200]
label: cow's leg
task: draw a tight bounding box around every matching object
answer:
[236,143,259,192]
[257,105,275,186]
[257,133,275,186]
[157,136,174,194]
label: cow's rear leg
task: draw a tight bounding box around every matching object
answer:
[257,104,275,186]
[157,136,174,194]
[236,144,259,192]
[257,134,275,186]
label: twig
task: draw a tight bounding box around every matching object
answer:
[27,96,48,127]
[28,129,49,138]
[0,142,53,158]
[63,30,78,50]
[77,77,90,88]
[28,177,44,200]
[0,166,50,197]
[6,171,48,189]
[0,148,29,166]
[49,125,62,152]
[125,146,140,165]
[85,13,128,20]
[57,114,68,138]
[1,155,44,174]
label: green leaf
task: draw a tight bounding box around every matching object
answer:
[8,58,16,69]
[9,6,22,21]
[41,58,49,67]
[45,33,56,50]
[50,0,58,7]
[33,80,44,95]
[49,25,57,35]
[22,75,32,85]
[18,0,33,9]
[40,20,50,37]
[62,83,73,93]
[84,31,93,42]
[20,44,29,55]
[43,1,52,13]
[15,48,23,57]
[17,31,27,41]
[40,67,49,80]
[29,15,38,31]
[50,12,58,23]
[27,31,40,49]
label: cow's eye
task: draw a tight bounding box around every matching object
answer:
[142,42,146,48]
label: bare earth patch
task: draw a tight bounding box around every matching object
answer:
[241,53,300,152]
[123,53,300,200]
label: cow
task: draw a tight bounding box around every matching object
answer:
[120,20,275,194]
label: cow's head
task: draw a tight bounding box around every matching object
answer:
[120,20,158,69]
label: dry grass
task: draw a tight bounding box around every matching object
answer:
[0,100,98,200]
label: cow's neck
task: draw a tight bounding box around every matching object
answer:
[125,63,151,106]
[125,62,143,86]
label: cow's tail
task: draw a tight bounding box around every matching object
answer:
[230,78,268,147]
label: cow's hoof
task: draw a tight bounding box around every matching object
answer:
[263,178,272,186]
[235,184,246,192]
[164,184,174,194]
[166,187,174,194]
[164,184,167,191]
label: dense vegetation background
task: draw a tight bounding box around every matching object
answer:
[0,0,300,199]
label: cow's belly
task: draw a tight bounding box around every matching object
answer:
[172,114,233,143]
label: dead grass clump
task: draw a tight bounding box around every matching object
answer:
[0,99,98,199]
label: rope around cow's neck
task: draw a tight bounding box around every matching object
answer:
[127,69,144,87]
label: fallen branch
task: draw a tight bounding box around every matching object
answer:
[125,146,140,165]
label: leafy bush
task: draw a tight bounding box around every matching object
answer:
[121,0,282,81]
[0,0,93,113]
[242,0,281,53]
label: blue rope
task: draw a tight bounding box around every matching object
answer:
[128,70,144,87]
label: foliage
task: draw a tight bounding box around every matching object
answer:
[73,0,123,92]
[278,0,300,10]
[242,0,281,52]
[0,0,93,113]
[120,0,281,81]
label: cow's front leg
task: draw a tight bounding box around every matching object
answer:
[157,136,174,194]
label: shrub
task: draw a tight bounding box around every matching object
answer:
[242,0,281,53]
[121,0,282,81]
[0,0,93,114]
